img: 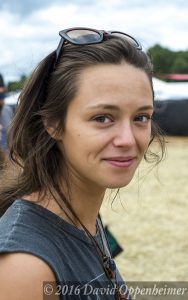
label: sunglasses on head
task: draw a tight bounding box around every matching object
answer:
[55,27,142,65]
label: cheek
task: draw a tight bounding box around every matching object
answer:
[62,130,93,159]
[137,127,152,153]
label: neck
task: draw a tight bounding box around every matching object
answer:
[66,182,105,235]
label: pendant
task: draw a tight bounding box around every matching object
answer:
[103,256,116,279]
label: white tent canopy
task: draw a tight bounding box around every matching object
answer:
[5,91,20,106]
[153,78,188,101]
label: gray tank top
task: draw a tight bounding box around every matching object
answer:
[0,199,128,299]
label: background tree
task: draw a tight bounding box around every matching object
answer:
[7,74,27,92]
[148,44,188,77]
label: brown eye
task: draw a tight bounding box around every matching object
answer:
[94,115,112,123]
[135,115,151,123]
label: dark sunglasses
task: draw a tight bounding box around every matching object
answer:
[55,27,142,65]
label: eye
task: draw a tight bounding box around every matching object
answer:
[135,114,151,123]
[93,115,113,124]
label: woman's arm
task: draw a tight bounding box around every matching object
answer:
[0,252,59,300]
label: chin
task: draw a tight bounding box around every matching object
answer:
[104,178,134,189]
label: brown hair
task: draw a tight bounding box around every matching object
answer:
[0,36,165,217]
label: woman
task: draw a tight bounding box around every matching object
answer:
[0,28,165,299]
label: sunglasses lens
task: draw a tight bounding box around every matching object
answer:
[66,29,101,43]
[111,32,141,49]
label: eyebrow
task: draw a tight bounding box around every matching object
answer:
[87,104,154,111]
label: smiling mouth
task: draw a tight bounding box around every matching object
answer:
[103,157,136,168]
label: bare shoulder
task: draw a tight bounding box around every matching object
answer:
[0,252,59,300]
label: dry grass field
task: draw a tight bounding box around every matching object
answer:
[101,137,188,281]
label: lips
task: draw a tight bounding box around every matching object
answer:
[103,156,136,168]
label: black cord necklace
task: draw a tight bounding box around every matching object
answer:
[96,217,117,279]
[92,216,129,300]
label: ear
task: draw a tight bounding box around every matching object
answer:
[43,118,61,140]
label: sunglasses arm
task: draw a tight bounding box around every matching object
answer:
[55,38,65,64]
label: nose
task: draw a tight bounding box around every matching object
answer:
[112,121,136,148]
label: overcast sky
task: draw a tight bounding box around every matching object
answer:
[0,0,188,82]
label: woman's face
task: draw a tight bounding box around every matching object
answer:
[58,62,153,190]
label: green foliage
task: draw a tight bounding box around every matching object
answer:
[7,74,27,92]
[171,56,188,73]
[148,44,188,76]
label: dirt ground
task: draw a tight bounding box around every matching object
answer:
[101,137,188,281]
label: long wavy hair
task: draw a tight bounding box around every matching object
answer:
[0,36,165,218]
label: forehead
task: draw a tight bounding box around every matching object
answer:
[82,62,150,90]
[74,62,153,108]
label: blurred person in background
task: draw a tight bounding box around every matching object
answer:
[0,73,13,156]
